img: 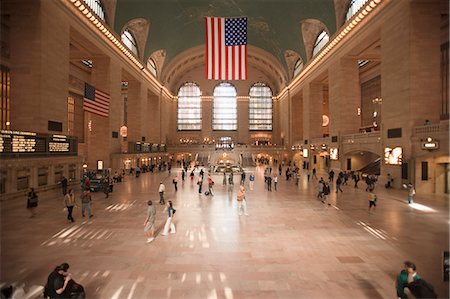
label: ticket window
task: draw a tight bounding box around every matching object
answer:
[54,165,63,183]
[69,164,76,181]
[38,167,48,186]
[17,169,30,191]
[0,170,6,194]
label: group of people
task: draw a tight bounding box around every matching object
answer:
[143,200,176,244]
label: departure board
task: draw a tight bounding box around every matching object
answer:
[0,130,77,156]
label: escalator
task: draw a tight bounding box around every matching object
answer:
[357,158,380,176]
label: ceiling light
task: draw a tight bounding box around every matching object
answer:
[370,1,376,7]
[74,0,81,6]
[86,12,92,18]
[82,8,89,15]
[374,0,381,3]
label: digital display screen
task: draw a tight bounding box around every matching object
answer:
[0,130,76,156]
[329,148,338,160]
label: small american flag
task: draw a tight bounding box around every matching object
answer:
[205,16,248,80]
[83,83,110,117]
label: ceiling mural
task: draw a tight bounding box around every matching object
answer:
[114,0,337,73]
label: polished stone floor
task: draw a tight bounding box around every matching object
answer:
[1,167,449,299]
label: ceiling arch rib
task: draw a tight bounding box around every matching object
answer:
[121,18,150,61]
[333,0,353,29]
[301,19,330,62]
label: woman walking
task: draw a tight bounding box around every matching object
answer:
[64,189,77,222]
[237,185,248,216]
[26,187,38,218]
[144,200,156,243]
[161,201,176,236]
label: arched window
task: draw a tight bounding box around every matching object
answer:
[121,30,138,56]
[312,31,329,57]
[147,58,157,77]
[82,0,106,21]
[293,59,304,77]
[249,83,272,131]
[346,0,368,21]
[177,83,202,131]
[213,82,237,130]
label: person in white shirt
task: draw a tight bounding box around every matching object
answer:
[158,182,165,205]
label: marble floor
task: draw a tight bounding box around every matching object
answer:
[1,167,449,299]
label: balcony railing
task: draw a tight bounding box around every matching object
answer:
[413,122,449,136]
[342,131,381,144]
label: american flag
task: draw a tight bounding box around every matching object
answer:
[205,17,248,80]
[83,83,110,117]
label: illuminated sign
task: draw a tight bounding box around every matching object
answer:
[329,148,338,160]
[303,149,309,158]
[384,147,402,165]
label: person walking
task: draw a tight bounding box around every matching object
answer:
[161,201,176,236]
[317,179,324,200]
[267,175,272,191]
[143,200,156,243]
[312,168,317,180]
[249,173,255,191]
[321,182,331,206]
[336,176,343,193]
[405,182,415,204]
[61,176,68,196]
[368,191,377,211]
[207,175,214,196]
[181,169,185,181]
[172,175,178,191]
[328,170,335,183]
[240,171,246,186]
[353,172,360,188]
[222,172,227,186]
[236,185,248,216]
[80,190,93,218]
[273,174,278,191]
[228,174,234,192]
[197,176,203,194]
[26,187,38,218]
[307,169,311,182]
[64,189,77,222]
[158,182,165,205]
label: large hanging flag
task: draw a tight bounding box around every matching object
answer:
[205,16,248,80]
[83,83,110,117]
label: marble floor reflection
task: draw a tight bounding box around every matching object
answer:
[1,167,449,298]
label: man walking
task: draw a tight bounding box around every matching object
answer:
[81,190,93,218]
[158,182,166,205]
[61,176,68,196]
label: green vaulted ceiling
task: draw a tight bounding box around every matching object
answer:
[114,0,337,72]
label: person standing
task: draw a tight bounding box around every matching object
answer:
[81,190,93,218]
[158,182,166,205]
[181,169,185,181]
[64,189,77,222]
[405,182,415,204]
[143,200,156,243]
[307,169,311,182]
[44,263,73,299]
[328,170,335,183]
[172,175,178,191]
[273,174,278,191]
[249,173,255,191]
[396,261,421,299]
[61,176,68,196]
[267,175,272,191]
[317,179,324,200]
[26,187,38,218]
[353,172,360,188]
[368,192,377,211]
[161,201,176,236]
[312,168,317,180]
[321,182,331,206]
[236,186,248,216]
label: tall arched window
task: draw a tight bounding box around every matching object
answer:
[121,30,138,56]
[82,0,106,21]
[312,31,329,57]
[213,82,237,130]
[293,58,304,77]
[346,0,368,21]
[177,83,202,130]
[147,58,157,77]
[249,83,273,131]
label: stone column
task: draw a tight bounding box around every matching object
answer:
[328,57,361,137]
[238,98,249,144]
[303,82,324,141]
[147,93,160,143]
[380,0,441,187]
[9,0,70,133]
[291,93,303,144]
[126,80,146,143]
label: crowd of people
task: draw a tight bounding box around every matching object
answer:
[18,160,429,299]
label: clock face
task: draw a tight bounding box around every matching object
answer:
[322,115,329,127]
